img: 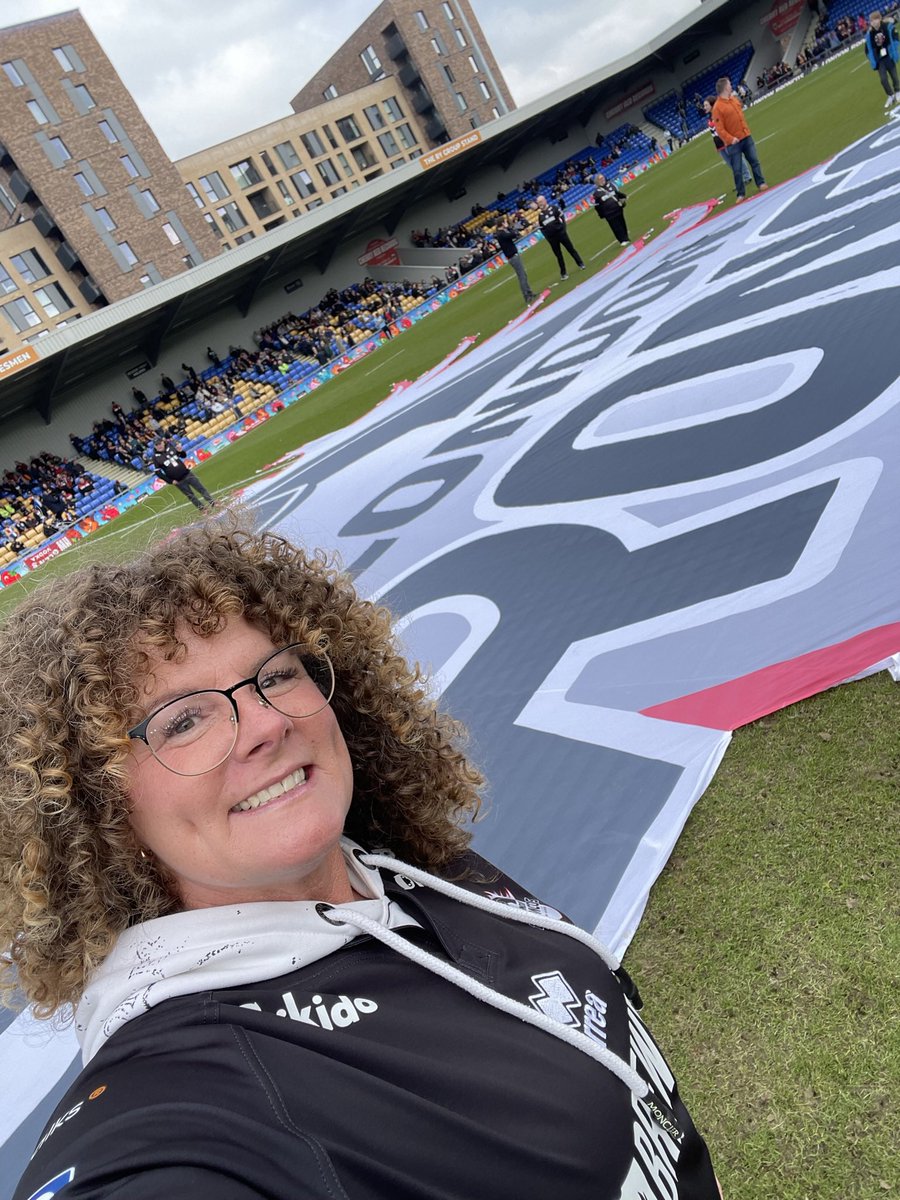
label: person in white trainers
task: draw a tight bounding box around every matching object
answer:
[865,10,900,108]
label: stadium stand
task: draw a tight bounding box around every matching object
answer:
[644,42,755,138]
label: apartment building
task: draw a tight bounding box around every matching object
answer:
[290,0,515,147]
[0,11,219,353]
[177,79,428,252]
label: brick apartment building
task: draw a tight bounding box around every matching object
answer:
[0,11,219,353]
[176,79,431,252]
[290,0,515,147]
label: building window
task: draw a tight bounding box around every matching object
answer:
[215,202,247,233]
[300,130,326,158]
[336,115,362,142]
[162,222,182,245]
[199,172,229,202]
[11,249,49,284]
[139,274,153,286]
[396,122,418,149]
[391,159,406,170]
[378,131,400,157]
[73,171,95,196]
[383,96,404,121]
[277,179,294,205]
[468,55,479,74]
[34,282,73,317]
[95,206,116,231]
[337,152,353,177]
[52,46,75,71]
[307,198,324,210]
[290,169,316,198]
[27,99,49,125]
[98,119,118,143]
[185,181,203,207]
[183,254,198,268]
[141,187,160,213]
[492,106,500,119]
[479,81,491,100]
[455,92,467,111]
[442,1,454,18]
[331,186,348,197]
[229,158,262,189]
[260,149,278,176]
[203,213,222,238]
[0,264,16,294]
[469,115,479,129]
[360,45,382,77]
[2,297,41,332]
[323,84,338,100]
[48,136,72,162]
[351,144,377,171]
[441,64,455,85]
[234,231,255,245]
[120,154,139,178]
[275,140,301,170]
[74,84,95,110]
[0,181,14,215]
[316,158,340,186]
[2,62,24,87]
[117,240,139,267]
[431,35,448,55]
[415,10,428,29]
[454,28,466,47]
[364,104,385,131]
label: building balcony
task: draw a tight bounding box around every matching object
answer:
[57,241,82,271]
[398,61,420,88]
[8,170,35,203]
[425,115,448,141]
[385,31,407,60]
[33,206,58,238]
[412,89,435,115]
[79,278,104,304]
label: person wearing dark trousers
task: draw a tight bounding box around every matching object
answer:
[535,195,585,280]
[591,174,630,245]
[152,439,215,510]
[492,216,535,303]
[866,11,900,108]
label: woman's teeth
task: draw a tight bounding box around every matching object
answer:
[231,767,307,812]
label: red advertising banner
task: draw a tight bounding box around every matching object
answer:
[605,81,655,122]
[358,237,401,267]
[761,0,806,37]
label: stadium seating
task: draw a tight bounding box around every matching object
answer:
[645,42,755,138]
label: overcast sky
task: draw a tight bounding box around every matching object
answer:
[16,0,701,159]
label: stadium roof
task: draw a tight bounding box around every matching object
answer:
[3,0,746,427]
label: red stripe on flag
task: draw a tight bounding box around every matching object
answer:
[640,624,900,731]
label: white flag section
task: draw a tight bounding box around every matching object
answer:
[4,119,900,1194]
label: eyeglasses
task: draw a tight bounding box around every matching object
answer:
[127,643,335,776]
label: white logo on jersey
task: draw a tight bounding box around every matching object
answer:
[528,971,582,1026]
[241,992,378,1029]
[485,887,563,921]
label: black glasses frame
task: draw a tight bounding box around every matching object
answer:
[127,642,334,775]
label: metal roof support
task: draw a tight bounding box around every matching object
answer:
[140,296,186,366]
[235,246,286,318]
[384,200,409,237]
[34,347,70,424]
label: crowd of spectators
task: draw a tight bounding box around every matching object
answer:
[0,452,124,563]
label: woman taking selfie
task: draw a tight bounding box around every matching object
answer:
[1,520,720,1199]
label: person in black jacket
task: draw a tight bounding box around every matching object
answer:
[535,194,586,280]
[591,173,630,246]
[490,215,536,303]
[151,438,215,509]
[1,522,721,1200]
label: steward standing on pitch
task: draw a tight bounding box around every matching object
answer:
[535,195,586,281]
[591,174,630,246]
[490,216,535,304]
[152,438,215,510]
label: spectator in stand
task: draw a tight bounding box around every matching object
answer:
[534,195,585,281]
[182,362,199,383]
[865,10,900,108]
[591,174,630,246]
[152,439,215,511]
[131,386,147,406]
[160,372,175,394]
[207,346,221,366]
[489,215,535,304]
[703,97,751,189]
[712,76,768,201]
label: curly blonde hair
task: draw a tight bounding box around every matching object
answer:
[0,519,483,1017]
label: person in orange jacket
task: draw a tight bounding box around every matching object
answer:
[712,76,768,201]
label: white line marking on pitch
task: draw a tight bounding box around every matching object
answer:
[364,350,403,375]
